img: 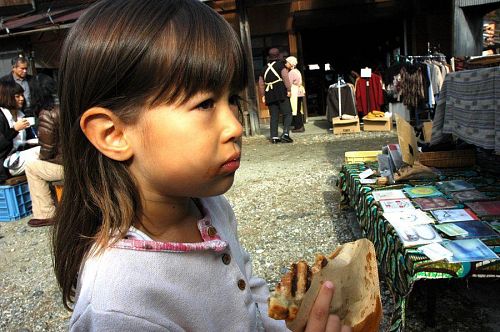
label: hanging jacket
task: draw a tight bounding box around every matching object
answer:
[355,73,384,115]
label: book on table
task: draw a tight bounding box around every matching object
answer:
[431,208,479,223]
[435,221,499,239]
[391,223,443,247]
[379,198,415,212]
[450,189,493,203]
[441,238,499,263]
[434,223,469,237]
[488,220,500,233]
[371,189,406,201]
[436,180,475,193]
[465,201,500,219]
[412,197,456,211]
[383,209,435,226]
[403,185,444,198]
[418,242,454,261]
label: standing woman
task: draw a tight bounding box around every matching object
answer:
[286,56,306,133]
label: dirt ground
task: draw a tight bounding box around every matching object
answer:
[0,117,499,331]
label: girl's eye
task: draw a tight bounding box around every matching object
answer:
[195,99,215,111]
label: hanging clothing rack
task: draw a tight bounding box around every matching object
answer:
[396,54,447,63]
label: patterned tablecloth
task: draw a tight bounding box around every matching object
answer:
[337,163,500,332]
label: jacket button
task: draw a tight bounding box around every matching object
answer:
[222,253,231,265]
[237,279,246,290]
[207,226,217,237]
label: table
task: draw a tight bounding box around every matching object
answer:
[337,162,500,332]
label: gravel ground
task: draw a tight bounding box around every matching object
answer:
[1,118,499,331]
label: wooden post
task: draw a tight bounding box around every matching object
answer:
[236,0,260,136]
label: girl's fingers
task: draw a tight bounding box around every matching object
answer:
[341,325,353,332]
[325,314,342,332]
[304,281,335,332]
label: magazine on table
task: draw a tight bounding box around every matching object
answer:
[431,208,479,223]
[383,209,435,226]
[391,223,443,247]
[450,189,492,203]
[441,239,499,263]
[379,198,415,212]
[436,180,475,193]
[412,197,456,211]
[371,189,407,201]
[403,186,444,199]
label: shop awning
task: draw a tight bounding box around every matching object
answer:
[0,5,89,37]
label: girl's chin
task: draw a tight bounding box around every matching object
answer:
[201,177,236,197]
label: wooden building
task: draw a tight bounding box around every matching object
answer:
[1,0,499,135]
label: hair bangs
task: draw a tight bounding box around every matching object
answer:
[149,4,247,106]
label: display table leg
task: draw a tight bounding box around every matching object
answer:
[425,281,437,327]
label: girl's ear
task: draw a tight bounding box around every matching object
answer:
[80,107,133,161]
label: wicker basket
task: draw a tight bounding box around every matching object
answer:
[418,149,475,168]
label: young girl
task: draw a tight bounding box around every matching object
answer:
[52,1,350,331]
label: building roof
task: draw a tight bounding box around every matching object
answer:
[0,2,93,38]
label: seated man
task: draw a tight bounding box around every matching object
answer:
[25,74,63,227]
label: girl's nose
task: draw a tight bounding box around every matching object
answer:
[222,104,243,142]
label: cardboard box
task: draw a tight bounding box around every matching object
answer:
[345,150,381,163]
[332,117,360,134]
[363,116,392,131]
[422,121,433,143]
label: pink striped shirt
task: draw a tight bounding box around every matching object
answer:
[112,214,228,253]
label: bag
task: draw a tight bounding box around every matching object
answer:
[298,85,306,96]
[3,146,40,176]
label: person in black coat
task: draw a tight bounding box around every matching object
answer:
[0,81,31,183]
[0,56,33,113]
[258,48,293,144]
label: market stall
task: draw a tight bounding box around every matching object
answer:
[337,162,500,332]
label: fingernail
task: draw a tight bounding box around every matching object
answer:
[324,281,333,289]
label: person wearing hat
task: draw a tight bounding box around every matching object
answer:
[285,56,306,133]
[258,48,293,144]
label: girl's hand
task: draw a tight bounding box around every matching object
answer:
[14,119,30,131]
[303,281,352,332]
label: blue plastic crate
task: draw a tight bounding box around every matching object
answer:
[0,182,32,222]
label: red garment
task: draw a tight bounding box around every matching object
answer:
[355,73,384,115]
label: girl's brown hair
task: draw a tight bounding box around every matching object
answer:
[53,0,247,310]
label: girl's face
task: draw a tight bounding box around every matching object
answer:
[14,93,24,110]
[126,89,243,201]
